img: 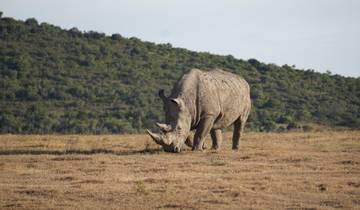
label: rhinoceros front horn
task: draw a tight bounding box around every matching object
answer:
[146,129,164,146]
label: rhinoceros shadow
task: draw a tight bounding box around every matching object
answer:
[0,148,163,156]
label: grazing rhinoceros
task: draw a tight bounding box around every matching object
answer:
[147,69,251,153]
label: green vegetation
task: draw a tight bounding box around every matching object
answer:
[0,15,359,134]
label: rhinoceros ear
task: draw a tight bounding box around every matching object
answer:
[171,98,185,110]
[170,98,180,105]
[158,89,167,102]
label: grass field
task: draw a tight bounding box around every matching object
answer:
[0,131,359,210]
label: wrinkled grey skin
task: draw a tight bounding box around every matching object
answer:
[147,69,251,153]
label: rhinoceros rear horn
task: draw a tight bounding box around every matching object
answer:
[146,129,164,146]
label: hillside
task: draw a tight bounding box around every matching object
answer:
[0,15,359,134]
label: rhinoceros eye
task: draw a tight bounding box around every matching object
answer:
[176,126,182,133]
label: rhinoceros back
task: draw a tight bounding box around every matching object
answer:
[196,69,251,129]
[170,69,250,129]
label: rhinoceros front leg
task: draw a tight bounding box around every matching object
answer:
[192,116,215,151]
[210,129,222,150]
[184,133,193,148]
[184,132,207,149]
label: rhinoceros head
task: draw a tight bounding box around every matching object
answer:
[147,90,191,153]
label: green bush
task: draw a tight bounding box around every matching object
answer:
[302,125,314,132]
[262,120,276,132]
[287,122,300,130]
[276,115,293,124]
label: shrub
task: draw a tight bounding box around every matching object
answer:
[276,115,293,124]
[262,120,276,132]
[302,125,314,132]
[287,122,300,130]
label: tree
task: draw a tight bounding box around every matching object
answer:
[25,18,38,26]
[0,112,22,133]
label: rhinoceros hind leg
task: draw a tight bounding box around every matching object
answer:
[232,117,244,150]
[192,116,215,151]
[210,129,222,150]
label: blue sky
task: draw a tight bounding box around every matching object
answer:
[1,0,359,77]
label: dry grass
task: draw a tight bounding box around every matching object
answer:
[0,131,359,210]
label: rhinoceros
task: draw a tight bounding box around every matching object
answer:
[147,69,251,153]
